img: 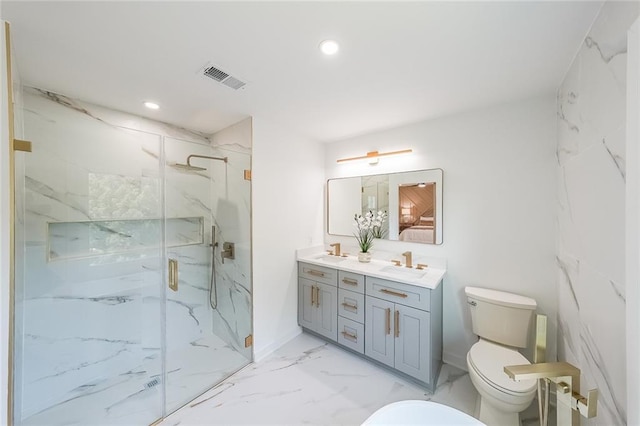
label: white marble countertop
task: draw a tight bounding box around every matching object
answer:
[296,247,445,290]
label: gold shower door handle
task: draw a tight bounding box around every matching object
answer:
[394,310,400,337]
[168,258,178,291]
[385,308,391,335]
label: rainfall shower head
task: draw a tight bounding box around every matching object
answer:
[173,163,207,172]
[173,154,228,171]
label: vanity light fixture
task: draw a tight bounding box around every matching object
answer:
[336,149,413,165]
[144,101,160,110]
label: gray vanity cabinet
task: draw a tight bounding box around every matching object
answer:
[336,271,366,354]
[394,305,431,381]
[364,296,395,366]
[364,296,431,382]
[298,263,338,341]
[297,261,442,391]
[365,276,440,385]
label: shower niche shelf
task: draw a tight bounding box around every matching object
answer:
[47,216,204,262]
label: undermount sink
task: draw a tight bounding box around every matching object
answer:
[379,265,427,278]
[314,254,347,263]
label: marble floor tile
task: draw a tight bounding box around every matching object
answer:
[20,334,248,426]
[162,333,479,426]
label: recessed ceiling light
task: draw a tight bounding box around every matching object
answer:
[319,40,339,55]
[144,101,160,110]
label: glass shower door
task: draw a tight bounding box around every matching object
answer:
[163,136,252,414]
[13,88,165,425]
[13,87,253,425]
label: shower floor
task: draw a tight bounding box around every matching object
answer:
[19,333,249,426]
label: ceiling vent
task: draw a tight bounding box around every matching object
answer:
[203,65,246,90]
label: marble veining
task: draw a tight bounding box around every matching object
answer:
[580,325,625,424]
[584,36,626,64]
[601,137,626,180]
[14,87,252,425]
[35,88,113,127]
[556,255,579,309]
[26,175,90,219]
[162,333,481,426]
[555,2,639,425]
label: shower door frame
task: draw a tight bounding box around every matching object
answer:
[3,20,17,426]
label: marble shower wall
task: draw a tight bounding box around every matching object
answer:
[15,87,252,423]
[210,118,253,360]
[556,2,639,425]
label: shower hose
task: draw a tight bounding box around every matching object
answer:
[209,225,218,309]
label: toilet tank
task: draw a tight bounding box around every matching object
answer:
[465,286,537,348]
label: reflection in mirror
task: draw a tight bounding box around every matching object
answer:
[327,169,443,245]
[398,183,435,243]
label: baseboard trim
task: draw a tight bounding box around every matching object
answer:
[253,327,302,362]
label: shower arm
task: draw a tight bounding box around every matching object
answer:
[187,154,228,167]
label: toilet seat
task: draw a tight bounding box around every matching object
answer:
[468,340,536,396]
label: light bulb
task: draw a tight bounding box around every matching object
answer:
[319,40,339,55]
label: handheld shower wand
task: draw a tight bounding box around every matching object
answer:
[209,225,218,309]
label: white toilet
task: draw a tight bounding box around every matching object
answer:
[465,286,538,426]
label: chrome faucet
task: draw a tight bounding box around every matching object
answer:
[402,251,412,268]
[504,361,597,424]
[330,243,341,256]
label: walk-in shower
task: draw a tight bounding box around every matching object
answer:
[10,86,253,425]
[173,154,229,311]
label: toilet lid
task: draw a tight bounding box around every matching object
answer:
[469,340,537,394]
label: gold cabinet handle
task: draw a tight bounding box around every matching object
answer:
[395,309,400,337]
[168,258,178,291]
[380,288,408,298]
[311,285,321,307]
[342,278,358,286]
[385,308,391,335]
[308,269,325,277]
[341,330,358,342]
[341,302,357,311]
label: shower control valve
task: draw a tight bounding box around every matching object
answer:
[221,242,235,264]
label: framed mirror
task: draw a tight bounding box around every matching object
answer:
[327,168,443,245]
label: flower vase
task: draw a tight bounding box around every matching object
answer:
[358,251,372,263]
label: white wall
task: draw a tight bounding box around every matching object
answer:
[251,117,325,361]
[325,96,558,369]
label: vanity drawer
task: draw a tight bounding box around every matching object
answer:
[338,270,365,293]
[366,276,431,311]
[338,288,365,323]
[337,316,365,354]
[298,262,337,286]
